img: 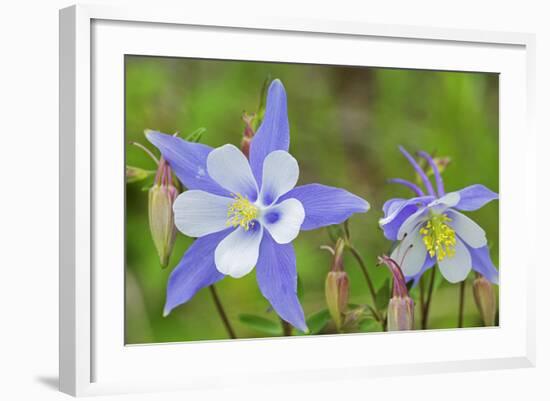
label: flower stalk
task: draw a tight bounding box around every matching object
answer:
[208,285,237,339]
[347,246,378,308]
[421,266,437,329]
[131,141,160,165]
[458,280,466,328]
[281,320,292,336]
[341,223,382,323]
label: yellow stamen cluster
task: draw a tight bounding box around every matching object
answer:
[226,193,258,231]
[419,214,456,262]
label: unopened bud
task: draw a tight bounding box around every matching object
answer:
[378,255,414,331]
[126,165,154,183]
[241,113,255,158]
[325,239,349,331]
[387,296,415,331]
[473,274,496,326]
[148,158,179,268]
[342,305,368,329]
[241,78,270,158]
[433,156,451,174]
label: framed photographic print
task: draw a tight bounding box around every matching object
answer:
[59,4,536,396]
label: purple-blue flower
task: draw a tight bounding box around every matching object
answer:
[379,147,499,285]
[147,80,370,332]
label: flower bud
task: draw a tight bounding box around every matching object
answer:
[241,78,270,158]
[241,113,255,158]
[126,165,154,183]
[473,274,496,326]
[433,156,451,174]
[378,255,414,331]
[148,158,179,268]
[325,239,349,331]
[387,296,415,331]
[342,305,368,330]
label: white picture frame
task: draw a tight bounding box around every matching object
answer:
[59,4,536,397]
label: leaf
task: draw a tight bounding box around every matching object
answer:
[359,318,383,333]
[126,165,155,183]
[184,127,207,143]
[306,309,331,334]
[238,314,282,336]
[375,278,391,311]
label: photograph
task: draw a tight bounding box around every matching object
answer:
[1,1,545,399]
[124,56,499,344]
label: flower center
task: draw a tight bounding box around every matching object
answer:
[419,213,456,262]
[227,193,259,231]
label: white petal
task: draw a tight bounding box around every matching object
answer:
[397,207,428,240]
[261,198,305,244]
[207,144,258,200]
[214,225,263,278]
[428,192,460,212]
[259,150,299,206]
[447,210,487,248]
[173,190,233,237]
[438,238,472,283]
[391,226,427,277]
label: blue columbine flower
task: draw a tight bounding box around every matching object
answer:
[146,80,370,332]
[379,147,499,284]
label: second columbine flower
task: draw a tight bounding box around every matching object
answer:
[379,147,499,284]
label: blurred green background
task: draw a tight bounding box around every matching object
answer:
[125,56,499,344]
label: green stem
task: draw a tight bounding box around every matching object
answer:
[419,276,426,323]
[343,219,351,240]
[208,285,236,339]
[130,141,159,165]
[458,280,466,328]
[346,244,383,323]
[281,319,292,336]
[421,266,437,329]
